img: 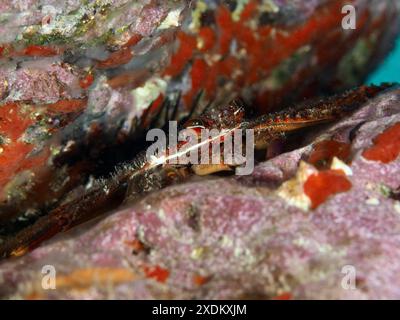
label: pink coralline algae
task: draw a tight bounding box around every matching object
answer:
[0,0,398,229]
[0,0,400,300]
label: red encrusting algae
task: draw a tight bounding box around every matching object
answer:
[95,33,143,70]
[273,292,293,300]
[23,45,58,57]
[304,169,352,209]
[193,275,209,286]
[198,27,216,52]
[143,265,170,283]
[79,73,94,89]
[97,48,133,69]
[46,99,87,113]
[0,99,87,198]
[160,0,378,113]
[362,123,400,163]
[308,140,351,169]
[124,239,145,253]
[164,32,197,77]
[216,5,235,55]
[0,103,48,196]
[141,94,164,127]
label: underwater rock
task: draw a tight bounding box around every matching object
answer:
[1,85,400,299]
[0,0,398,230]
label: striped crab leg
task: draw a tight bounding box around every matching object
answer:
[248,84,395,149]
[193,84,395,173]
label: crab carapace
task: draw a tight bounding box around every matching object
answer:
[0,83,394,259]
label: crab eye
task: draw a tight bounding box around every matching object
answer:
[184,119,206,129]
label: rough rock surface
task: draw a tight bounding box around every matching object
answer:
[1,86,400,299]
[0,0,398,231]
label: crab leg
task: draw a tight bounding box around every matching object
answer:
[247,84,394,149]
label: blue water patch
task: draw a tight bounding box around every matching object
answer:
[367,37,400,84]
